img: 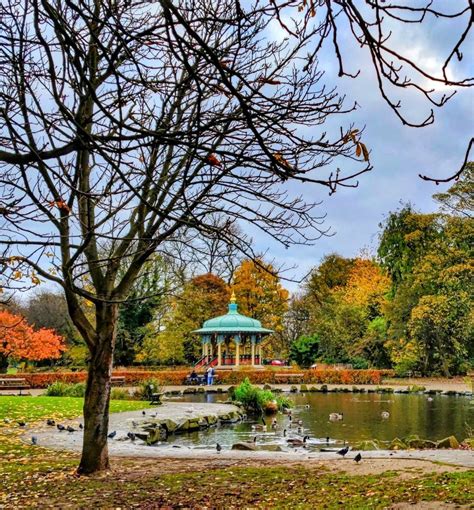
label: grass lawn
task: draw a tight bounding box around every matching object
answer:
[1,396,473,509]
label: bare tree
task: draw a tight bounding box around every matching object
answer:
[1,0,471,475]
[0,0,369,473]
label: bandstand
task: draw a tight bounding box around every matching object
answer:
[193,292,273,368]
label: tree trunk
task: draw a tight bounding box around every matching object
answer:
[78,304,118,474]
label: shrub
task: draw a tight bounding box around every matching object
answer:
[275,395,293,411]
[135,378,162,400]
[45,381,86,397]
[110,388,132,400]
[232,378,274,413]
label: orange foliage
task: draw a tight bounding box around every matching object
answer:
[0,310,65,361]
[340,259,390,308]
[2,368,392,388]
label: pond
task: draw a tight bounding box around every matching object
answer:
[165,392,474,451]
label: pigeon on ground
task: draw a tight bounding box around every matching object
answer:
[3,418,11,424]
[132,420,138,428]
[142,411,146,416]
[337,446,349,458]
[67,426,76,433]
[216,443,222,453]
[18,421,26,427]
[79,423,83,430]
[31,436,37,445]
[108,431,117,439]
[46,419,55,426]
[127,432,136,441]
[57,424,65,431]
[354,453,362,463]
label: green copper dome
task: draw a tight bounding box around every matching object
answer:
[193,293,273,335]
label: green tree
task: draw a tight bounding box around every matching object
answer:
[289,334,320,368]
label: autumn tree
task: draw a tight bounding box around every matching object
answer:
[0,0,471,474]
[379,202,473,375]
[301,255,390,366]
[0,310,65,371]
[138,273,229,364]
[233,259,289,355]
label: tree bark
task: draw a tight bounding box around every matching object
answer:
[78,303,118,474]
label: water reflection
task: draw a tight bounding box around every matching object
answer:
[165,393,474,451]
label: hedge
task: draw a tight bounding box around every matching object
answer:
[1,369,393,388]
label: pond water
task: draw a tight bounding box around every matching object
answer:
[165,392,474,451]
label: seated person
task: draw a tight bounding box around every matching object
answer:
[189,369,198,384]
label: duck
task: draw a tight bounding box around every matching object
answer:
[381,411,390,419]
[271,419,278,430]
[283,429,287,437]
[296,419,303,426]
[287,435,309,447]
[297,426,303,434]
[304,404,310,409]
[427,397,433,402]
[329,413,343,421]
[251,417,267,431]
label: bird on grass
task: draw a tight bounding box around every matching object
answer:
[57,424,65,431]
[31,436,37,445]
[67,426,76,433]
[287,436,309,447]
[127,432,136,441]
[17,421,27,428]
[216,443,222,453]
[337,446,349,458]
[108,431,117,439]
[381,411,390,419]
[354,453,362,463]
[46,419,55,426]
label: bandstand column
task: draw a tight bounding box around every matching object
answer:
[217,342,222,367]
[258,344,262,365]
[251,341,255,366]
[235,341,240,366]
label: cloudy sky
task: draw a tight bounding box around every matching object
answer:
[252,4,474,292]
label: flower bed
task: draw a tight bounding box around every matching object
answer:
[2,368,393,388]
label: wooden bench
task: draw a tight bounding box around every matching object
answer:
[111,376,125,386]
[275,373,304,383]
[0,378,31,395]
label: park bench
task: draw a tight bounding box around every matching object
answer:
[111,376,126,386]
[275,373,304,383]
[150,392,164,405]
[0,378,31,395]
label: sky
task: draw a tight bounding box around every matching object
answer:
[252,4,474,292]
